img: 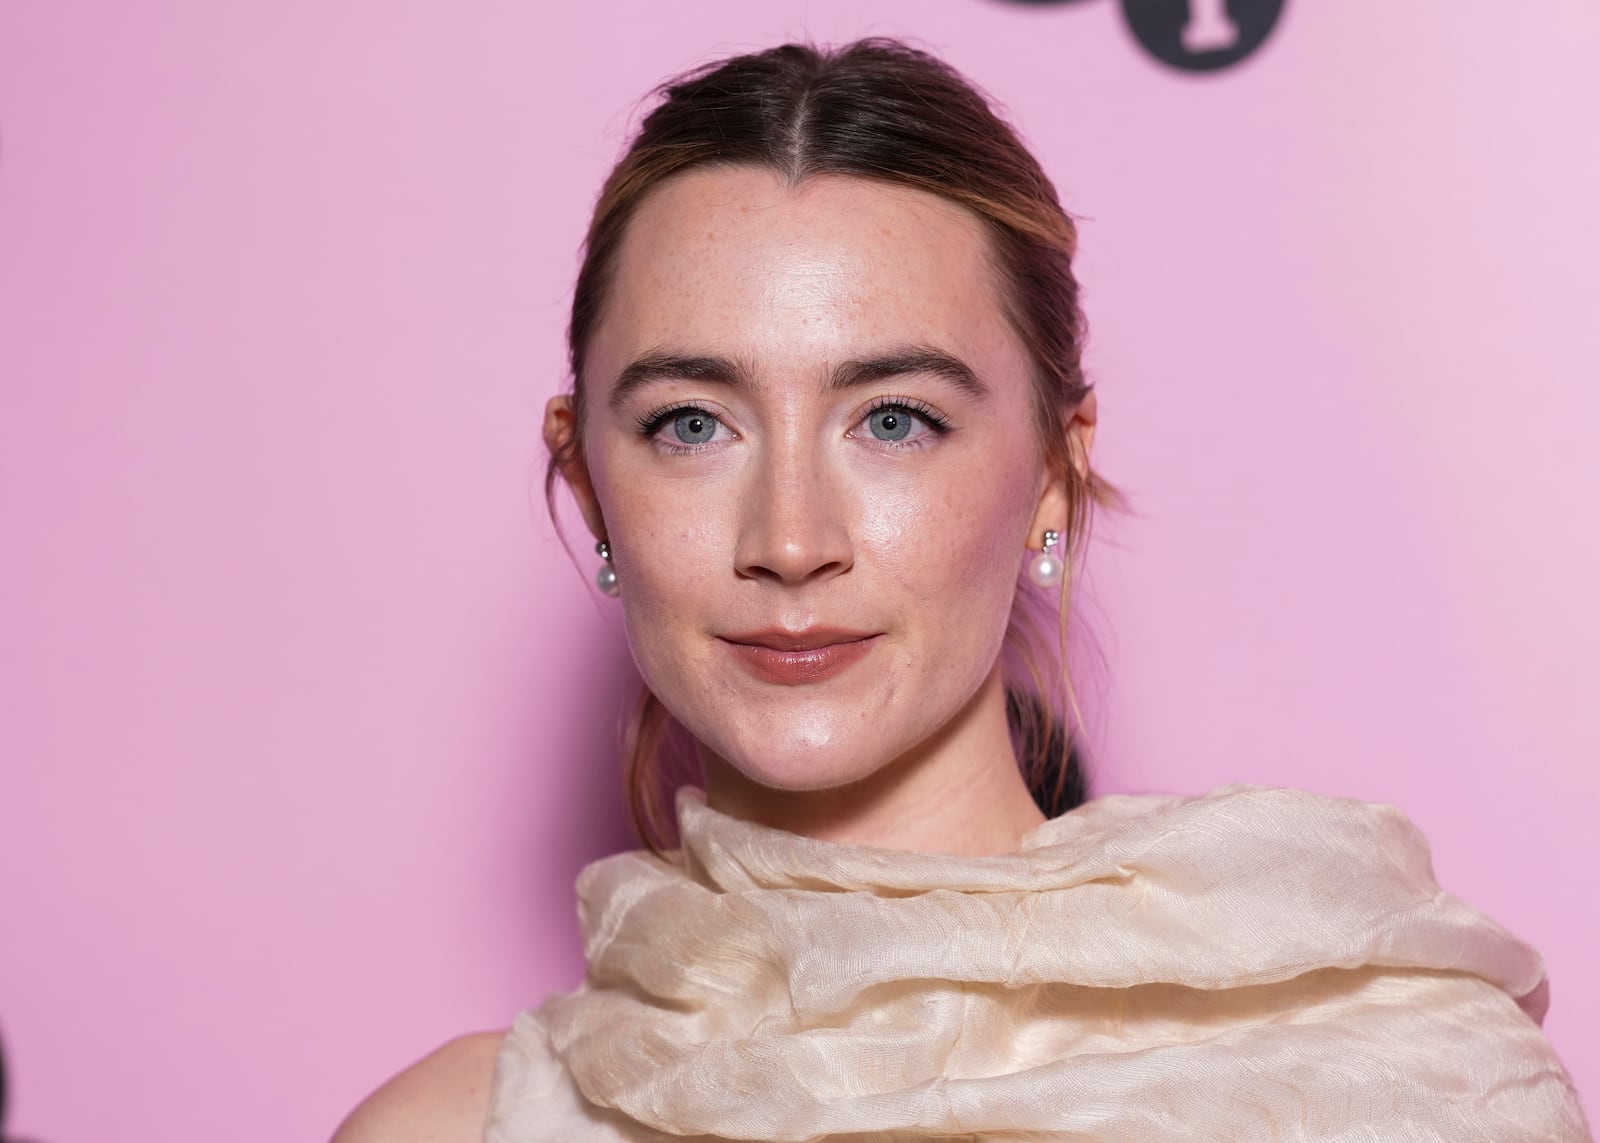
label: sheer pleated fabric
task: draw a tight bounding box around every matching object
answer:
[487,784,1591,1141]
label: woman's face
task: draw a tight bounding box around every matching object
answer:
[551,167,1091,795]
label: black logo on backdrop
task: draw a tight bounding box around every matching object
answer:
[1122,0,1285,70]
[995,0,1287,72]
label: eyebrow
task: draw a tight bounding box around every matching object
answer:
[606,345,990,409]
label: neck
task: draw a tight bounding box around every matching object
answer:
[697,661,1047,857]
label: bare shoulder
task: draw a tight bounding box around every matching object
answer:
[330,1030,506,1143]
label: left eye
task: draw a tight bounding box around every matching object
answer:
[861,405,927,442]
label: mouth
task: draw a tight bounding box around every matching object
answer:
[716,628,883,686]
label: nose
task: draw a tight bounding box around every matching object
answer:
[734,445,854,585]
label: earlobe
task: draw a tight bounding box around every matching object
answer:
[543,394,607,541]
[1027,479,1070,552]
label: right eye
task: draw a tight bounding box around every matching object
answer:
[667,409,720,445]
[638,404,734,450]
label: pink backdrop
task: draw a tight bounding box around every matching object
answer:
[3,2,1596,1138]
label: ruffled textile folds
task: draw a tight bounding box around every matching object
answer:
[487,784,1591,1141]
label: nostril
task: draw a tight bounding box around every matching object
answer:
[735,545,853,585]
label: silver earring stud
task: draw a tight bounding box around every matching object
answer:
[595,539,619,597]
[1028,529,1063,588]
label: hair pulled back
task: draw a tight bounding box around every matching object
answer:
[548,38,1127,853]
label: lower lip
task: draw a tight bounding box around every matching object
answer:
[721,635,881,685]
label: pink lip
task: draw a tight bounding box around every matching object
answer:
[718,629,882,685]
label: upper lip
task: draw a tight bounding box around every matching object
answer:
[720,627,879,651]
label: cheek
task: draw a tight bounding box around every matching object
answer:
[859,446,1037,613]
[612,498,723,592]
[587,449,734,653]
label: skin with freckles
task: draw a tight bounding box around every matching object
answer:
[546,167,1097,857]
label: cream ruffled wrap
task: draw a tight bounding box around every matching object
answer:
[487,783,1590,1140]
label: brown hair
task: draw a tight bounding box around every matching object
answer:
[547,38,1128,853]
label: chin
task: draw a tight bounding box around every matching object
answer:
[690,700,926,795]
[721,748,888,794]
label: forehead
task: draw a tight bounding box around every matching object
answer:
[590,166,1024,384]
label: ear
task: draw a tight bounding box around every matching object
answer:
[1068,389,1097,483]
[1027,390,1097,548]
[543,394,607,542]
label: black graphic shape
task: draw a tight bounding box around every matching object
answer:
[1120,0,1286,71]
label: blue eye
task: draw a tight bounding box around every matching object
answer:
[860,400,949,443]
[867,407,913,441]
[636,403,732,449]
[671,410,718,444]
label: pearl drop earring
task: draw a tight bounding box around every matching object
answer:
[1028,529,1063,588]
[595,539,620,597]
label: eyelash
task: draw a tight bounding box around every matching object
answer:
[635,397,952,452]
